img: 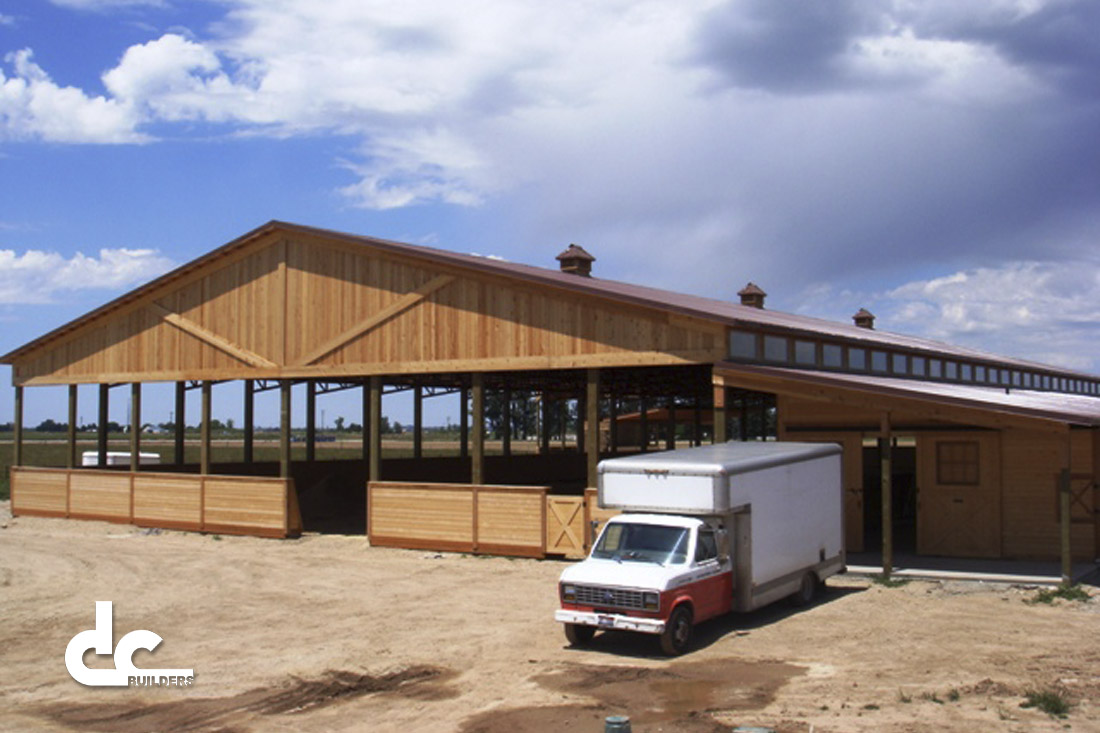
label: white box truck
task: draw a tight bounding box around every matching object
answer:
[555,441,845,655]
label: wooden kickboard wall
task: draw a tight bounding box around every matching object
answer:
[10,467,299,538]
[368,481,550,558]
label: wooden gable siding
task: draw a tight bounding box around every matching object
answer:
[12,233,723,385]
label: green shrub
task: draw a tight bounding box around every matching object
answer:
[1020,688,1070,718]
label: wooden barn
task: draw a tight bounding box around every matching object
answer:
[4,221,1098,568]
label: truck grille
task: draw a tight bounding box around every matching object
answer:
[573,585,645,611]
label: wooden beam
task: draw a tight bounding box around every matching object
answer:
[174,380,185,465]
[130,383,141,473]
[295,274,454,366]
[200,381,212,475]
[67,384,77,469]
[362,382,371,461]
[502,387,512,457]
[13,385,23,468]
[471,373,485,485]
[368,377,382,482]
[243,379,254,464]
[97,383,108,468]
[306,380,316,463]
[460,385,469,459]
[413,385,423,459]
[539,393,550,455]
[149,302,277,368]
[586,369,599,489]
[880,412,893,579]
[279,380,291,479]
[713,383,727,444]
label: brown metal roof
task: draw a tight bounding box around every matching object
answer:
[2,220,1098,385]
[715,362,1100,427]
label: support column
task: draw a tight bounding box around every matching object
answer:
[471,373,485,485]
[174,381,186,466]
[639,395,648,452]
[539,393,551,455]
[13,385,23,468]
[129,383,141,473]
[713,383,727,444]
[67,384,78,469]
[362,381,371,461]
[200,381,212,476]
[586,369,599,489]
[880,412,893,578]
[665,396,676,450]
[609,393,619,455]
[368,377,382,482]
[459,385,470,458]
[502,387,512,457]
[279,380,291,479]
[577,393,586,454]
[413,385,423,459]
[97,383,109,468]
[306,380,316,463]
[243,379,255,464]
[1059,467,1072,584]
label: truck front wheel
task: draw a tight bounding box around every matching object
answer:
[660,605,693,656]
[564,623,595,646]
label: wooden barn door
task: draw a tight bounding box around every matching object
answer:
[916,433,1002,558]
[546,496,587,559]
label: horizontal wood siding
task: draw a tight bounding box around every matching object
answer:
[9,468,68,516]
[133,474,202,529]
[9,467,293,538]
[69,471,131,522]
[368,481,549,557]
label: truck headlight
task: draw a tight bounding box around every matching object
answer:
[644,592,659,611]
[561,584,576,602]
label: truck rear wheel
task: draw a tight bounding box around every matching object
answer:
[789,572,817,607]
[564,623,595,646]
[660,605,693,656]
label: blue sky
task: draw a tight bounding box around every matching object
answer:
[1,0,1098,428]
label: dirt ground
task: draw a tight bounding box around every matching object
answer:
[1,502,1098,733]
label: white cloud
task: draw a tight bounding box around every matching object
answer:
[0,247,176,304]
[0,13,16,26]
[0,49,146,143]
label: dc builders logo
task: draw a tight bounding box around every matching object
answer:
[66,602,195,687]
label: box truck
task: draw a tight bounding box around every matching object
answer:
[555,441,845,655]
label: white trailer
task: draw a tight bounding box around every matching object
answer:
[555,441,844,655]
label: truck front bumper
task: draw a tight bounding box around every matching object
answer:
[555,609,665,635]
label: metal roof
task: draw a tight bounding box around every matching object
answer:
[715,362,1100,427]
[2,221,1097,385]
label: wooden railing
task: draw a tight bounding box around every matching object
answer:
[10,466,300,538]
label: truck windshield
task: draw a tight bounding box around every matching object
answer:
[591,522,690,565]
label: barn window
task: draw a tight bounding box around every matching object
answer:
[848,348,866,370]
[795,340,816,365]
[937,442,980,486]
[729,330,758,359]
[823,343,843,368]
[763,335,789,363]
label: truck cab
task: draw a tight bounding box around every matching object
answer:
[556,513,733,655]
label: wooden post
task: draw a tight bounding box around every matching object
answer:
[200,381,212,476]
[97,383,109,468]
[460,385,470,458]
[362,381,371,461]
[502,387,512,457]
[471,373,485,485]
[609,393,619,455]
[577,393,586,454]
[639,395,648,452]
[586,369,599,489]
[130,382,141,473]
[279,380,291,479]
[665,396,676,450]
[880,412,893,578]
[67,384,77,469]
[413,384,423,459]
[243,379,254,464]
[368,377,382,482]
[713,383,727,444]
[13,385,23,468]
[174,381,186,465]
[306,380,316,463]
[539,393,550,455]
[1059,467,1072,584]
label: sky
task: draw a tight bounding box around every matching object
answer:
[1,0,1098,428]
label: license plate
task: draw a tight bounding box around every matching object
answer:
[598,615,614,628]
